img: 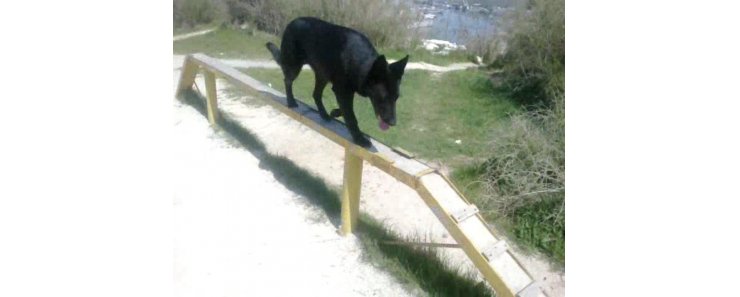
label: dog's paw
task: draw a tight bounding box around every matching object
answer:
[287,102,298,108]
[353,136,372,148]
[319,111,332,121]
[329,109,343,118]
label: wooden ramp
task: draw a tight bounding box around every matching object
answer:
[177,53,547,297]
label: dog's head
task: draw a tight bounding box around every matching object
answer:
[364,55,409,131]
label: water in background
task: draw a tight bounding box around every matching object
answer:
[411,0,514,46]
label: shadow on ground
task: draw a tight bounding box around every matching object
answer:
[179,89,494,297]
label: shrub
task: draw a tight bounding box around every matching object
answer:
[482,95,564,214]
[223,0,286,34]
[469,0,565,262]
[480,94,565,262]
[492,0,564,105]
[223,0,419,49]
[466,32,514,66]
[174,0,227,28]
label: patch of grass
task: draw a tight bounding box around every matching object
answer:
[508,197,564,264]
[450,163,488,202]
[174,27,280,60]
[178,89,494,296]
[450,98,565,266]
[452,162,565,266]
[455,0,566,264]
[359,218,493,297]
[241,68,517,167]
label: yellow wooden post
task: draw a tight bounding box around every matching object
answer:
[176,56,198,97]
[341,149,363,235]
[203,70,219,126]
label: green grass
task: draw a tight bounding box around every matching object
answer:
[452,163,565,266]
[175,27,508,167]
[174,27,280,60]
[179,89,494,296]
[508,197,564,264]
[450,163,488,204]
[359,218,493,297]
[174,27,470,66]
[241,68,517,168]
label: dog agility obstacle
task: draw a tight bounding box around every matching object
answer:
[177,53,547,297]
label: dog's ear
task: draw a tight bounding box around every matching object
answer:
[389,55,409,79]
[368,55,389,81]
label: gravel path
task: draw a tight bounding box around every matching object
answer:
[173,28,217,41]
[174,70,414,297]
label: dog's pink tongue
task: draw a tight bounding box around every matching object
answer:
[378,118,389,131]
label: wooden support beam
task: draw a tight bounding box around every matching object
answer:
[341,150,363,235]
[203,70,219,127]
[176,56,198,97]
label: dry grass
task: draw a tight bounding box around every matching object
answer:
[223,0,420,48]
[174,0,228,28]
[476,93,564,263]
[491,0,565,104]
[464,0,565,262]
[482,97,564,214]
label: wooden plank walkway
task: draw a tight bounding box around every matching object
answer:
[177,53,547,297]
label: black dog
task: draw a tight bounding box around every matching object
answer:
[266,17,409,147]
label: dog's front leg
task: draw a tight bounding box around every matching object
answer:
[334,88,371,147]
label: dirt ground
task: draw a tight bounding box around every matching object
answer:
[173,77,416,296]
[173,54,564,297]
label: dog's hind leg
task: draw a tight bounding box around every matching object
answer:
[312,77,330,120]
[283,66,301,108]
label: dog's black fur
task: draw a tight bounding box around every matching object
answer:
[266,17,409,147]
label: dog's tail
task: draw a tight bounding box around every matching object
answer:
[265,42,281,65]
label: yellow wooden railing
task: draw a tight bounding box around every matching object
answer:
[176,53,547,297]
